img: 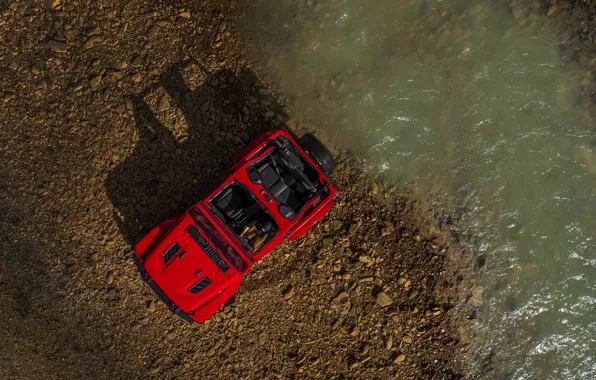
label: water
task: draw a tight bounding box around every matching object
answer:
[249,0,596,378]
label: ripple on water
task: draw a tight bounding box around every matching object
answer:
[250,0,596,377]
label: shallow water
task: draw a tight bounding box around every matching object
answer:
[249,0,596,378]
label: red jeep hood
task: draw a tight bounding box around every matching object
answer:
[142,218,234,312]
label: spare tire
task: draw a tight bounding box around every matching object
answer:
[300,133,337,174]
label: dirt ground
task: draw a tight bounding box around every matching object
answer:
[5,0,593,379]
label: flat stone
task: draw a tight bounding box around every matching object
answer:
[47,40,68,53]
[89,75,102,88]
[146,25,161,38]
[375,291,393,307]
[157,95,170,112]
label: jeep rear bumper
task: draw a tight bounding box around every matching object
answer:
[133,253,194,324]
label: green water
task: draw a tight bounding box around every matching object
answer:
[249,0,596,378]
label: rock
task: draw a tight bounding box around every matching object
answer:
[381,227,391,237]
[358,255,369,263]
[107,288,117,300]
[375,291,393,307]
[130,73,142,83]
[47,40,68,53]
[282,285,294,300]
[385,335,393,350]
[179,11,191,18]
[3,92,15,103]
[402,336,412,344]
[547,5,557,16]
[400,228,411,237]
[397,277,407,285]
[89,75,102,89]
[106,270,114,284]
[330,291,351,315]
[322,237,334,247]
[83,35,102,49]
[394,354,406,364]
[370,182,378,194]
[157,95,170,112]
[148,300,156,312]
[146,25,161,38]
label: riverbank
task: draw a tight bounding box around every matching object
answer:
[0,1,474,379]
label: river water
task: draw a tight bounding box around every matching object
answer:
[249,0,596,378]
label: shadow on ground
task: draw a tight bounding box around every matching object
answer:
[106,63,288,245]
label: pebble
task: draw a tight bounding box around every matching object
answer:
[283,285,294,300]
[107,288,117,300]
[375,291,393,307]
[322,237,334,247]
[3,92,15,103]
[89,75,102,89]
[179,11,191,18]
[402,336,412,344]
[146,25,161,38]
[47,40,68,53]
[106,270,114,284]
[158,95,170,112]
[130,73,142,83]
[385,335,393,350]
[394,354,406,364]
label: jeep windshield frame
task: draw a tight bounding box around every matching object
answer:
[189,207,249,273]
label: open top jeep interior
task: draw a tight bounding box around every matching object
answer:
[246,135,331,220]
[210,182,279,252]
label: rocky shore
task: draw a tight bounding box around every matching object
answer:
[1,0,593,379]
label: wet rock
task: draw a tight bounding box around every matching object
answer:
[47,40,68,53]
[375,291,393,307]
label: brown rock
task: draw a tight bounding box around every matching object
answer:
[283,285,294,300]
[130,73,141,83]
[89,75,102,88]
[385,335,393,350]
[375,291,393,307]
[146,25,161,38]
[157,95,170,112]
[47,40,68,53]
[3,92,15,103]
[394,354,406,364]
[179,11,191,18]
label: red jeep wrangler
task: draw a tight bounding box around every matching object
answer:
[133,130,338,323]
